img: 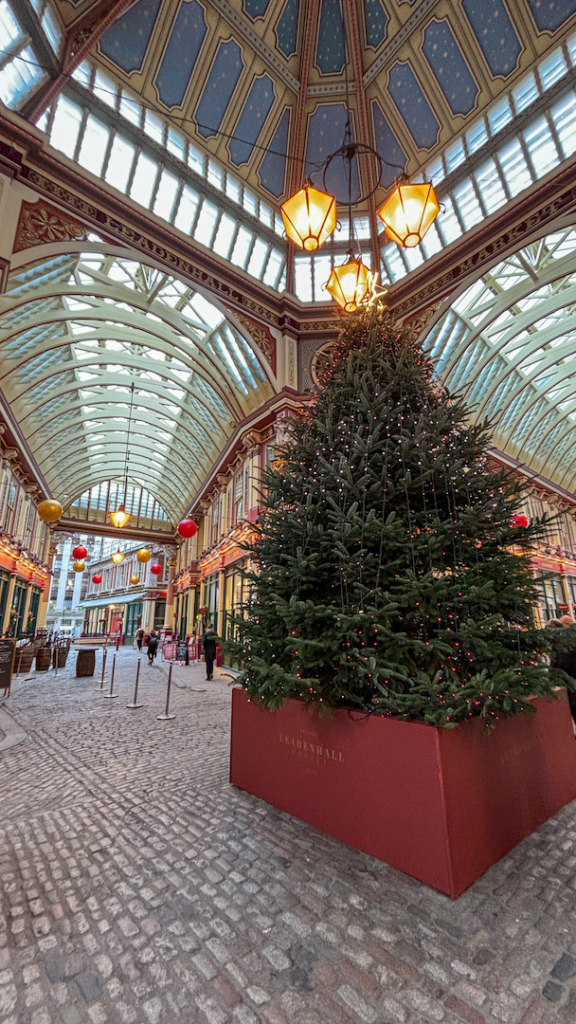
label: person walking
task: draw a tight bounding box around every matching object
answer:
[147,629,159,665]
[202,622,218,680]
[135,627,144,652]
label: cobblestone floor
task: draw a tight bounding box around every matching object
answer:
[1,646,576,1024]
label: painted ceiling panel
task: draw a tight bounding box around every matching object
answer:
[258,107,290,196]
[363,0,388,50]
[275,0,300,57]
[461,0,522,78]
[316,0,347,75]
[422,19,479,118]
[526,0,576,31]
[195,38,244,138]
[371,100,408,187]
[304,103,360,203]
[388,61,441,150]
[99,0,163,74]
[244,0,273,17]
[154,0,207,109]
[229,73,276,166]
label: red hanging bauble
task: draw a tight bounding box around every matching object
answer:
[150,563,162,576]
[177,518,197,538]
[73,544,88,559]
[510,513,528,528]
[92,574,102,584]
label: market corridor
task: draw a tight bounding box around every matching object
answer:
[0,647,575,1024]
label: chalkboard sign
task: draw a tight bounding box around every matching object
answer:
[176,642,188,662]
[0,639,16,695]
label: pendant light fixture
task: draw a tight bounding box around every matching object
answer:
[111,549,124,565]
[280,183,337,251]
[278,4,440,304]
[377,180,440,248]
[108,381,135,529]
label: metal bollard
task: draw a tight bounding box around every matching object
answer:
[96,647,108,691]
[103,652,118,699]
[157,662,176,720]
[127,658,143,709]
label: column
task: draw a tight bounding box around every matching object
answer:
[164,551,177,628]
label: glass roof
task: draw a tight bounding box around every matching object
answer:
[423,227,576,491]
[0,249,273,520]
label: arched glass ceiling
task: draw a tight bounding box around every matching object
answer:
[0,248,273,520]
[423,226,576,492]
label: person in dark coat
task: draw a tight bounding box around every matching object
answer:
[135,627,144,651]
[147,629,159,665]
[202,623,218,680]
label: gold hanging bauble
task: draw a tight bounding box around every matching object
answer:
[130,574,140,585]
[137,547,152,563]
[72,560,85,572]
[37,499,64,523]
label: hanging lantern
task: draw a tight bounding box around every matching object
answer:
[280,184,336,252]
[377,181,440,248]
[92,574,102,584]
[177,518,198,539]
[108,504,131,528]
[37,499,63,523]
[150,563,162,576]
[510,513,529,528]
[72,560,85,572]
[72,544,87,560]
[326,256,374,313]
[137,547,151,563]
[130,574,140,585]
[111,549,124,565]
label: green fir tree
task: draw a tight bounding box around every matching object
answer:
[227,308,567,726]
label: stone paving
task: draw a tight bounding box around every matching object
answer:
[1,646,576,1024]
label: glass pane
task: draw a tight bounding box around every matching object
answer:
[263,249,283,287]
[523,116,560,178]
[105,135,136,193]
[474,159,507,213]
[497,138,532,196]
[539,48,567,90]
[187,143,204,176]
[231,227,254,268]
[488,96,513,136]
[551,92,576,157]
[512,73,539,114]
[247,239,269,279]
[445,139,466,173]
[42,6,63,52]
[208,160,224,190]
[50,96,83,158]
[94,70,117,109]
[144,109,164,145]
[436,196,462,244]
[153,169,179,220]
[173,185,199,233]
[77,115,110,176]
[213,214,237,258]
[193,200,219,246]
[120,89,141,127]
[129,152,159,208]
[466,118,488,155]
[0,2,21,48]
[295,257,312,301]
[167,127,186,162]
[0,47,44,107]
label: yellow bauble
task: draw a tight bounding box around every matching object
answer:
[130,574,140,585]
[72,560,85,572]
[136,547,151,563]
[37,499,63,523]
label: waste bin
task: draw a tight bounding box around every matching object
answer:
[76,648,96,677]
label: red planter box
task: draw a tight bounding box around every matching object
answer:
[230,689,576,898]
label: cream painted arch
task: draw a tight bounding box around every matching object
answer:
[1,243,278,520]
[420,224,576,493]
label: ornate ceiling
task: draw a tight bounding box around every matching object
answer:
[0,247,273,517]
[25,0,576,205]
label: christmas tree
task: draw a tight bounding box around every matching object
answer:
[227,307,566,726]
